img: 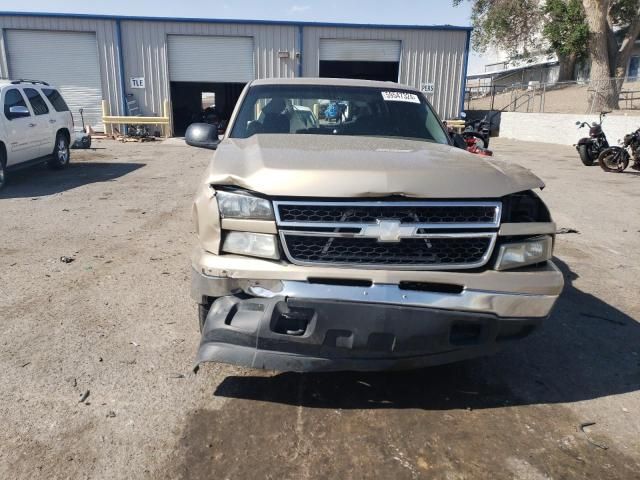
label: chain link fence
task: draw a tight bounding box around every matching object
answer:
[465,77,640,114]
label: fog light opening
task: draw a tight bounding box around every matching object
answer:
[271,302,315,336]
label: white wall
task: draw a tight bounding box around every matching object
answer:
[500,112,640,146]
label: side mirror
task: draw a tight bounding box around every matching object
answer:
[8,105,30,119]
[185,123,220,150]
[575,121,581,126]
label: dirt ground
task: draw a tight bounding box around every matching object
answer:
[0,137,639,479]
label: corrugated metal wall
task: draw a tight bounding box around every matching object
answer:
[120,20,299,119]
[0,15,124,116]
[0,14,469,131]
[303,27,468,119]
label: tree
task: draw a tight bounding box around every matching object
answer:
[454,0,587,80]
[456,0,640,109]
[542,0,590,81]
[581,0,640,110]
[453,0,544,59]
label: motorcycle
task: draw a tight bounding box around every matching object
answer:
[597,128,640,173]
[464,134,493,156]
[462,114,491,149]
[191,107,227,134]
[445,113,493,156]
[575,111,610,166]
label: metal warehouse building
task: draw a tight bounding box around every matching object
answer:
[0,12,471,135]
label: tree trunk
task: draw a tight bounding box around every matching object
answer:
[582,0,619,111]
[615,10,640,80]
[557,53,577,82]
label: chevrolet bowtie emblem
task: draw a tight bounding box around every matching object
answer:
[360,220,416,242]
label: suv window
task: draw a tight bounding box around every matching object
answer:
[24,88,50,115]
[42,88,70,112]
[4,88,30,120]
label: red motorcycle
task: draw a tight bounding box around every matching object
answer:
[445,117,493,157]
[464,135,493,156]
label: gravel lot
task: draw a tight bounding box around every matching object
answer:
[0,137,639,479]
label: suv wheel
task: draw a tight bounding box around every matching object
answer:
[0,148,6,191]
[48,133,70,169]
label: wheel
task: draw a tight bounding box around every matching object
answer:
[47,133,70,169]
[0,150,6,191]
[198,301,213,332]
[578,144,595,166]
[598,147,629,173]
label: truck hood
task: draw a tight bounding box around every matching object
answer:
[203,135,544,198]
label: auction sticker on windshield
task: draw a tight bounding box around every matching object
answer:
[381,91,421,103]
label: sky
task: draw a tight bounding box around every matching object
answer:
[0,0,489,73]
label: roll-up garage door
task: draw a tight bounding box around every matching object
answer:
[5,30,104,131]
[168,35,255,83]
[319,39,402,62]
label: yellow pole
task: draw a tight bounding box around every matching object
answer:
[163,99,171,137]
[101,100,111,135]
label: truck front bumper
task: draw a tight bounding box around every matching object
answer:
[192,255,563,372]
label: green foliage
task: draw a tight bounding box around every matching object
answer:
[454,0,635,60]
[542,0,589,60]
[609,0,640,27]
[454,0,543,56]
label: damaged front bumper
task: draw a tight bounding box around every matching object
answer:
[191,257,563,372]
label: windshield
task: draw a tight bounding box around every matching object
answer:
[230,84,450,144]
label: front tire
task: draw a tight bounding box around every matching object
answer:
[198,301,213,332]
[0,152,6,191]
[47,133,70,169]
[598,147,629,173]
[578,144,595,166]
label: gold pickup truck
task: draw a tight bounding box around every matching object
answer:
[186,78,564,372]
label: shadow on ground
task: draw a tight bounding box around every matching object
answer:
[1,162,145,199]
[212,257,640,410]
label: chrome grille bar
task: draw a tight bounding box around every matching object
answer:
[273,200,502,270]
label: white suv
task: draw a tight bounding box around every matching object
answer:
[0,79,75,190]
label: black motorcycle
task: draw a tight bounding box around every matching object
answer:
[597,127,640,173]
[575,111,610,166]
[191,106,227,134]
[462,113,491,149]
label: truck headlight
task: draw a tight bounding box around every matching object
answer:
[495,236,552,271]
[502,191,551,223]
[216,190,274,220]
[222,232,280,260]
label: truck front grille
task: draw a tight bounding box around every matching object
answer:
[274,200,501,270]
[282,235,493,267]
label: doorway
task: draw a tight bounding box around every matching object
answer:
[170,82,245,136]
[319,60,400,82]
